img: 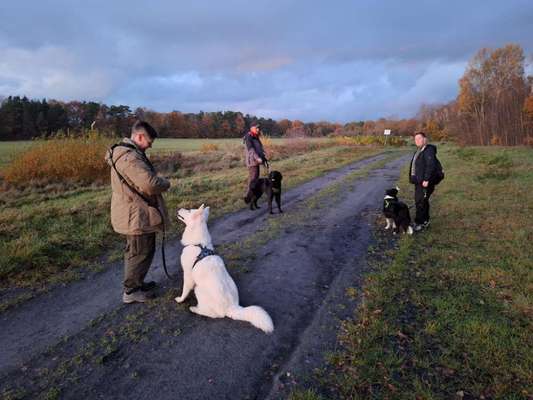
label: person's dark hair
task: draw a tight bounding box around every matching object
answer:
[132,120,158,139]
[414,131,426,138]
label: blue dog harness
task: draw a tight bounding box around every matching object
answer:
[189,244,217,269]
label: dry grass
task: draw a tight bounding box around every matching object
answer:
[1,136,396,191]
[199,143,220,153]
[333,135,406,146]
[1,132,112,187]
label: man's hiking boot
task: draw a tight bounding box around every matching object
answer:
[123,288,155,304]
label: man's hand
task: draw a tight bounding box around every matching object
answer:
[422,180,429,187]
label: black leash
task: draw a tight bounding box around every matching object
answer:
[160,225,177,280]
[109,143,177,280]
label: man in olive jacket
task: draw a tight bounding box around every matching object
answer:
[105,121,170,303]
[409,132,439,231]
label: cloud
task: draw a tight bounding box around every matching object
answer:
[0,45,114,100]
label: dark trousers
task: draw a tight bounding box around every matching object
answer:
[124,233,156,292]
[414,184,435,224]
[247,165,260,189]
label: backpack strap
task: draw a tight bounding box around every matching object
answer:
[109,143,154,205]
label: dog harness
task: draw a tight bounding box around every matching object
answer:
[189,244,217,269]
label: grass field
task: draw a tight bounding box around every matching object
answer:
[0,138,295,168]
[0,141,34,167]
[323,145,533,399]
[150,137,300,153]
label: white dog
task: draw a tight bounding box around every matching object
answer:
[175,204,274,334]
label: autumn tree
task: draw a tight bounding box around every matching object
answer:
[457,44,529,145]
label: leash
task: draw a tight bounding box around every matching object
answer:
[109,143,177,281]
[263,159,271,176]
[160,225,177,280]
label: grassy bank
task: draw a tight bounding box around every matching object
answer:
[328,145,532,399]
[0,143,390,310]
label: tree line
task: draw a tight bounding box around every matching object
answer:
[0,96,418,141]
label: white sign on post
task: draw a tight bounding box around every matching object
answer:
[384,129,391,136]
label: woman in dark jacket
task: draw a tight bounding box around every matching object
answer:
[243,123,267,190]
[409,132,441,231]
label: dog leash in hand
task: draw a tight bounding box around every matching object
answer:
[263,160,271,176]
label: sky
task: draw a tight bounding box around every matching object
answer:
[0,0,532,122]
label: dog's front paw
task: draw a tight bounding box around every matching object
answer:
[175,296,184,303]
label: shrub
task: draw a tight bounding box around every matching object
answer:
[1,132,113,187]
[200,143,219,153]
[333,135,405,146]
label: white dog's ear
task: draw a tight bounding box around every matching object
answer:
[203,206,210,220]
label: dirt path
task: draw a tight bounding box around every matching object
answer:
[1,152,410,399]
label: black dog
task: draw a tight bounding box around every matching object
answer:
[244,171,283,214]
[383,188,413,235]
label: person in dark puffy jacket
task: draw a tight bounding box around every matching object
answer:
[243,123,268,191]
[408,131,440,231]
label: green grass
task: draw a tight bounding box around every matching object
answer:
[327,145,533,399]
[0,144,387,309]
[0,140,34,167]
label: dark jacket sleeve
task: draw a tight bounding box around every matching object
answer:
[422,145,437,182]
[246,135,265,161]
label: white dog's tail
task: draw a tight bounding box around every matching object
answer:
[227,305,274,334]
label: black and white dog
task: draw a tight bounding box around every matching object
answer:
[383,187,413,235]
[244,170,283,214]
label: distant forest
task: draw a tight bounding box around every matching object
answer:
[0,95,420,141]
[1,44,531,145]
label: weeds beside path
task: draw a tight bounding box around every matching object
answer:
[323,145,533,399]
